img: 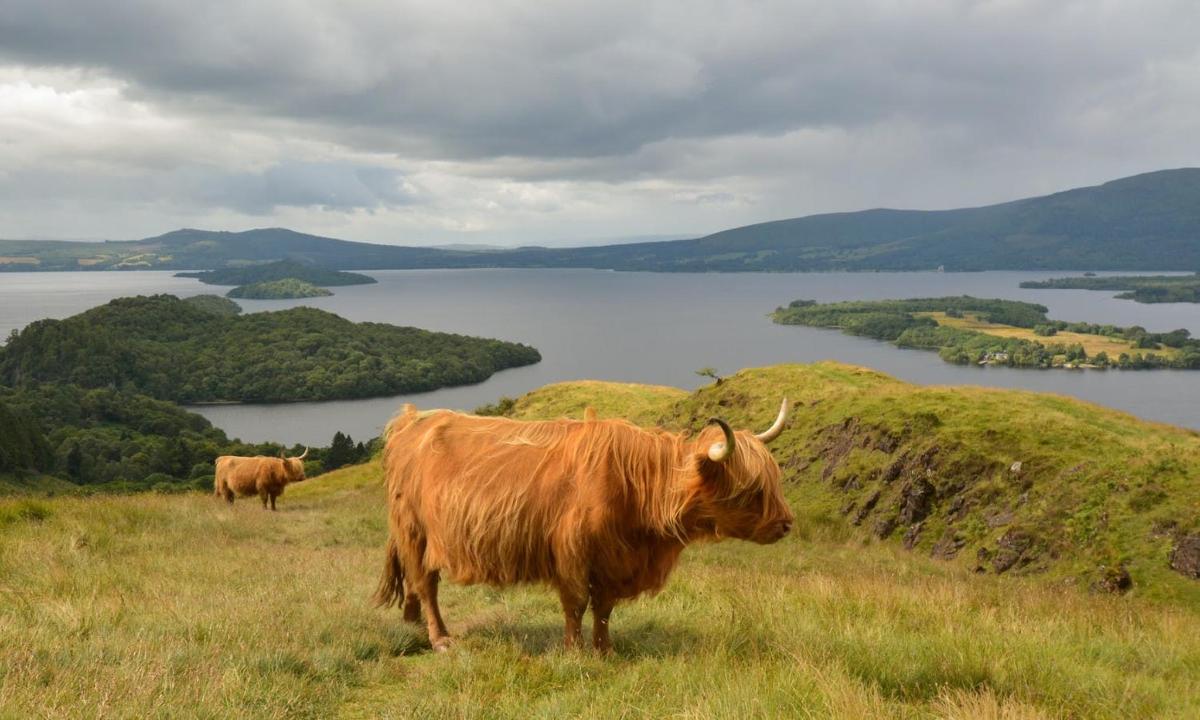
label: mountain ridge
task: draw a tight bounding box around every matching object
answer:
[3,168,1199,271]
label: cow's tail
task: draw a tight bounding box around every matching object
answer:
[373,535,406,608]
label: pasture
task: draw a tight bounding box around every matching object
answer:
[3,363,1200,718]
[1,466,1197,718]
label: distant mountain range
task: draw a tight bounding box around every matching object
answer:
[3,168,1199,272]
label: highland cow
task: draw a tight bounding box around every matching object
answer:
[214,449,308,510]
[375,400,793,653]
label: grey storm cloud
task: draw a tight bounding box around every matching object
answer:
[3,0,1196,162]
[1,1,1199,243]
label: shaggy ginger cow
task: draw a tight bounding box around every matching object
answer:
[375,400,793,652]
[214,449,308,510]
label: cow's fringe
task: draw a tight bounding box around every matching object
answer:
[373,535,406,608]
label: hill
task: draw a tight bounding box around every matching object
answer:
[2,363,1198,717]
[0,295,541,403]
[479,168,1200,271]
[4,169,1200,272]
[178,259,376,286]
[0,228,474,271]
[226,278,334,299]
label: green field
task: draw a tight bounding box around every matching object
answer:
[3,363,1199,718]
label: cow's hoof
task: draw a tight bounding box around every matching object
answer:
[432,637,453,653]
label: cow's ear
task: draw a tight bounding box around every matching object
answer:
[693,453,725,487]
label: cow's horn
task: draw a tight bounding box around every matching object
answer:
[296,447,309,460]
[706,417,736,463]
[754,398,790,444]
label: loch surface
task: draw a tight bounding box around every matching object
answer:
[3,269,1196,443]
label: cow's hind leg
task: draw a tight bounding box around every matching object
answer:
[411,570,451,651]
[269,493,277,511]
[556,584,589,650]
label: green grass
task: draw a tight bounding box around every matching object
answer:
[3,363,1200,718]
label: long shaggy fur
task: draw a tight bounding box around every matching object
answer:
[213,455,306,510]
[376,403,793,650]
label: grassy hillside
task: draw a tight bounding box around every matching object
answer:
[773,297,1200,369]
[3,364,1200,717]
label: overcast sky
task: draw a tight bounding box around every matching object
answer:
[1,1,1198,246]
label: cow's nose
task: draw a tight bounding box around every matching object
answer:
[778,520,792,537]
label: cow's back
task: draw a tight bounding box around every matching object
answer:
[385,412,628,586]
[216,455,277,496]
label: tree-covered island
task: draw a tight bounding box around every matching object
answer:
[0,295,542,402]
[772,296,1200,369]
[1020,273,1200,303]
[177,259,376,287]
[226,278,334,299]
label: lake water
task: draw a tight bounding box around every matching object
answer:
[2,269,1197,444]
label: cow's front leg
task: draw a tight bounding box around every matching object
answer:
[591,591,616,654]
[556,585,589,649]
[260,491,269,510]
[269,493,277,511]
[402,590,422,624]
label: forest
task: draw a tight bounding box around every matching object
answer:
[0,383,378,493]
[177,259,376,286]
[773,297,1200,369]
[226,278,334,299]
[0,295,541,403]
[1020,273,1200,303]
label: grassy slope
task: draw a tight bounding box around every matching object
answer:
[922,311,1173,359]
[3,364,1200,718]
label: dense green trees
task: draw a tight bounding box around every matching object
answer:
[177,260,376,287]
[0,295,542,403]
[182,295,243,316]
[0,383,301,491]
[226,279,333,299]
[1020,273,1200,303]
[0,400,52,473]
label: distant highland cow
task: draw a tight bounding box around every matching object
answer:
[214,449,308,510]
[375,400,793,653]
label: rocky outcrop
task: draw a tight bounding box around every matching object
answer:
[1169,535,1200,579]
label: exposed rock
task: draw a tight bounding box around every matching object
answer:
[931,531,966,560]
[1010,461,1023,475]
[902,522,923,549]
[839,499,857,517]
[992,529,1038,574]
[873,516,897,539]
[973,546,993,573]
[897,477,936,525]
[946,495,968,520]
[1169,535,1200,579]
[984,508,1014,528]
[1092,565,1133,594]
[852,490,881,525]
[881,456,906,484]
